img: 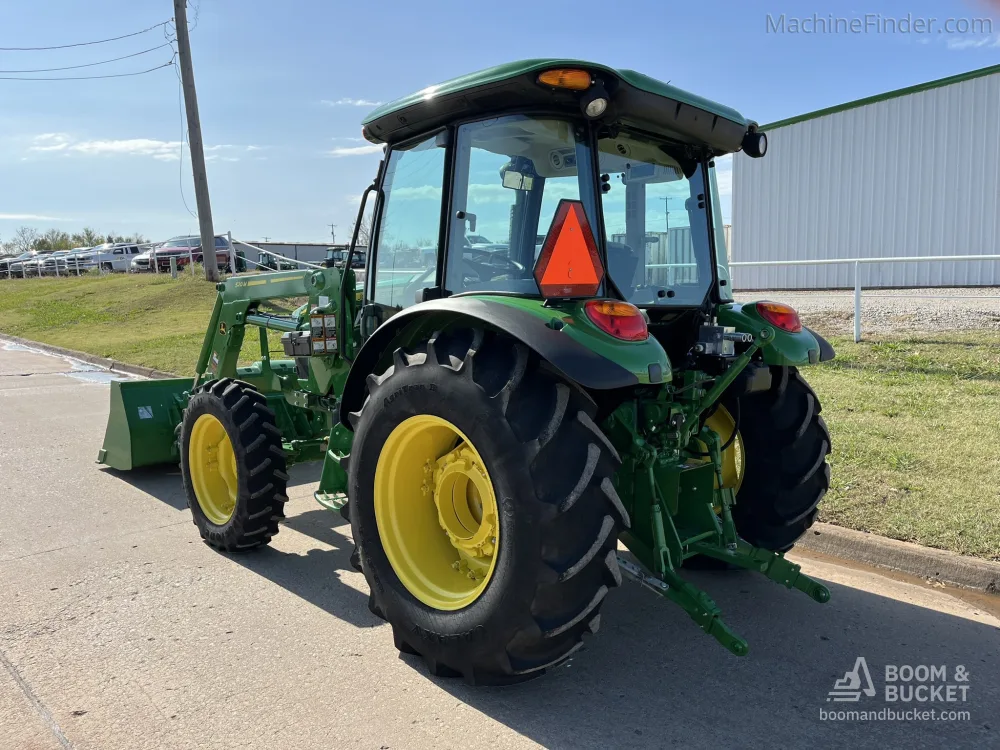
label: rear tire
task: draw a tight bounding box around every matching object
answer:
[180,378,289,552]
[723,366,831,551]
[346,328,628,685]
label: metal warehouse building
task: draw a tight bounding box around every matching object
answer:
[732,63,1000,290]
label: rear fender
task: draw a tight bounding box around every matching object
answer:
[717,302,835,367]
[340,296,669,427]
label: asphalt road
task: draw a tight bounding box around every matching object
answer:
[1,344,998,750]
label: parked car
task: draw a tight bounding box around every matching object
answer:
[39,250,76,275]
[62,242,143,273]
[19,252,51,277]
[0,252,36,278]
[130,249,155,272]
[61,247,96,272]
[132,235,241,273]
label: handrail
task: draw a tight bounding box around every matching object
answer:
[730,254,1000,267]
[727,253,1000,342]
[230,238,326,271]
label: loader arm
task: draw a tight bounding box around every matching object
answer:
[99,267,357,472]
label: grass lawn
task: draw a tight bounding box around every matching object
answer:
[1,274,997,559]
[0,273,295,374]
[808,333,1000,561]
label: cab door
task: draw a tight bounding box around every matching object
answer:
[363,131,447,335]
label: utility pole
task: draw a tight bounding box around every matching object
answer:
[328,224,337,244]
[174,0,219,282]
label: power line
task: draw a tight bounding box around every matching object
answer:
[0,20,170,51]
[174,59,199,220]
[0,59,175,81]
[0,43,172,74]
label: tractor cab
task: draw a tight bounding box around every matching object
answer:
[357,61,760,334]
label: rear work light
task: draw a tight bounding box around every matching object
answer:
[755,301,802,333]
[584,300,648,341]
[537,68,592,91]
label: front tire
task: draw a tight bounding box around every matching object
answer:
[180,378,289,552]
[347,328,628,685]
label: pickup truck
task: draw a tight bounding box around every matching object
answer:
[132,235,242,272]
[0,252,36,278]
[63,243,144,272]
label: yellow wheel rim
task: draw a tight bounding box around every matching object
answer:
[701,406,745,492]
[189,413,239,525]
[374,415,500,611]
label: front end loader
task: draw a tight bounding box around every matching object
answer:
[100,59,835,684]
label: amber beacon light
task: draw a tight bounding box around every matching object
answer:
[537,68,592,90]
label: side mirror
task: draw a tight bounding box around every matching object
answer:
[499,157,538,192]
[502,170,535,191]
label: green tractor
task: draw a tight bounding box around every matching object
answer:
[99,60,834,684]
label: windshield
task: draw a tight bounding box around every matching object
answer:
[444,115,598,296]
[597,131,715,306]
[163,237,196,248]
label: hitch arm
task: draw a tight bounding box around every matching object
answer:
[690,540,831,604]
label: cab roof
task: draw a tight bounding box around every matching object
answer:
[361,59,753,155]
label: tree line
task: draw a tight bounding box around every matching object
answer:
[0,226,149,256]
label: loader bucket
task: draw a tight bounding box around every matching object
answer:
[97,378,190,471]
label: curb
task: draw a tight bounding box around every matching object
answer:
[799,522,1000,594]
[0,334,177,380]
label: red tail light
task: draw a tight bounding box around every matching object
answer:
[584,300,648,341]
[755,301,802,333]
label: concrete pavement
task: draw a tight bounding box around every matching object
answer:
[1,344,998,750]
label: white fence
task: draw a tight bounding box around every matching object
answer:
[730,254,1000,342]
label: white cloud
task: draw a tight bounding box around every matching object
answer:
[0,212,68,221]
[332,136,365,143]
[322,98,383,107]
[946,33,1000,50]
[392,185,443,201]
[67,137,182,160]
[328,144,383,157]
[26,134,260,162]
[29,133,73,152]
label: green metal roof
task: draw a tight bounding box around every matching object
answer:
[763,63,1000,131]
[360,60,752,154]
[363,59,748,129]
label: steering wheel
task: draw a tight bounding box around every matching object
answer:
[461,252,524,283]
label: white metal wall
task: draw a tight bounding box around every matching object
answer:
[732,72,1000,289]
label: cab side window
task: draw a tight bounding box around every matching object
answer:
[371,133,445,311]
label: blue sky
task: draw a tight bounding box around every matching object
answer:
[1,0,999,244]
